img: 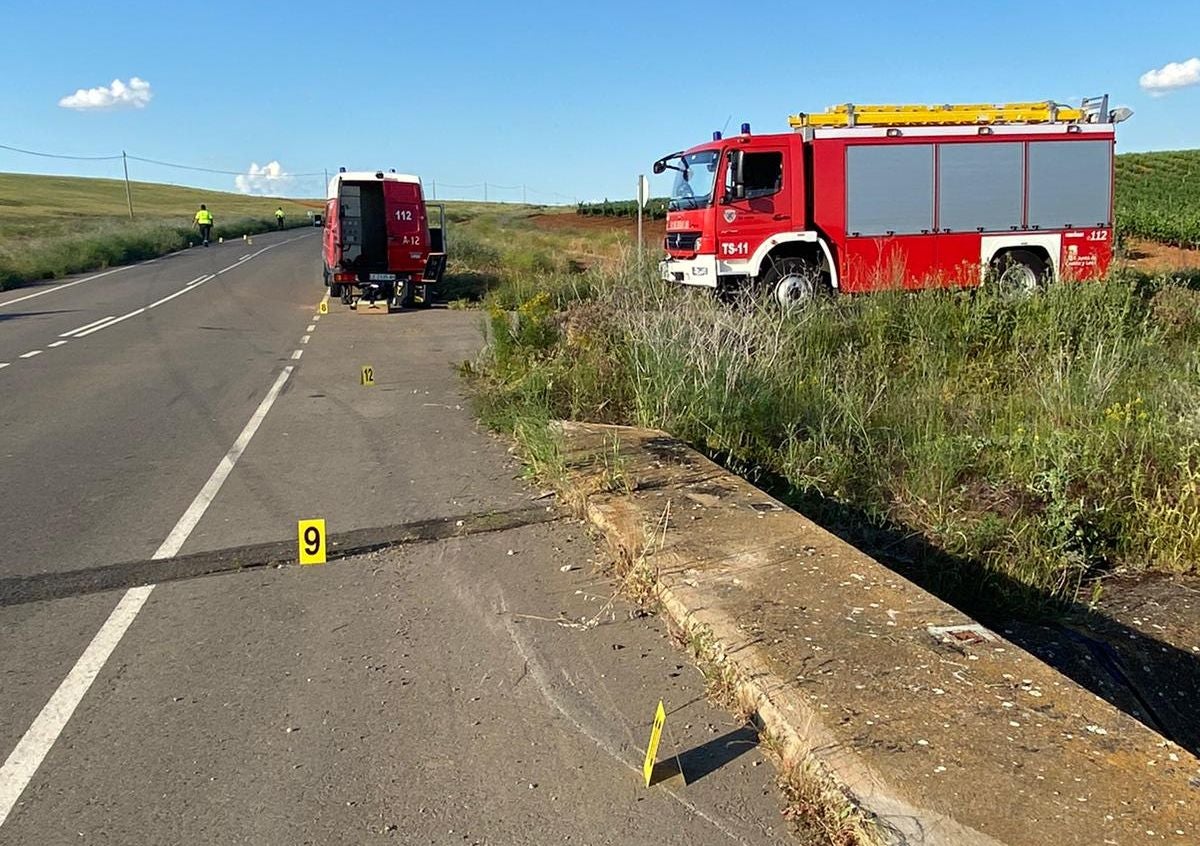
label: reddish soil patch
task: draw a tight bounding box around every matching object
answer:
[1123,238,1200,273]
[530,212,666,245]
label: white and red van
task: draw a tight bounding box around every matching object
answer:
[322,169,447,310]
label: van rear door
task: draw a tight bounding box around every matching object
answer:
[383,180,426,271]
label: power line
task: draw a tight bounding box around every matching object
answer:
[0,142,122,161]
[126,154,325,177]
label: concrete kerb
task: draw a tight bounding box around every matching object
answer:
[551,421,1200,846]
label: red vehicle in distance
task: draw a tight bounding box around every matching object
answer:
[655,97,1131,304]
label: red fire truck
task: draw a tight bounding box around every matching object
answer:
[322,168,447,310]
[655,97,1131,303]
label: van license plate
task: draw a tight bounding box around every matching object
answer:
[368,273,395,281]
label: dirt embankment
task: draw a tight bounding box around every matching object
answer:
[530,212,666,244]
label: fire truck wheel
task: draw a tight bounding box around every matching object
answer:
[329,283,342,299]
[764,258,824,308]
[991,250,1049,296]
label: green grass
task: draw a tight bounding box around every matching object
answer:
[0,172,321,289]
[436,201,631,305]
[1115,150,1200,248]
[464,245,1200,609]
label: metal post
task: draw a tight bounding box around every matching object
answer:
[431,178,436,200]
[483,181,488,203]
[122,151,134,220]
[637,175,644,273]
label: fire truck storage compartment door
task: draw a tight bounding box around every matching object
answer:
[1027,140,1112,230]
[339,182,388,270]
[937,142,1023,233]
[846,144,934,236]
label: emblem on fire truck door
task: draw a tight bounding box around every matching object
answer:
[724,209,737,223]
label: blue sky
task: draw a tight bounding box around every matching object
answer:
[0,1,1196,203]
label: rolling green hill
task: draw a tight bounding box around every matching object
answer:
[0,173,323,289]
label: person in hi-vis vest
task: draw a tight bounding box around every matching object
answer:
[274,206,285,230]
[194,204,214,246]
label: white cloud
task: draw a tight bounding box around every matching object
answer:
[1139,57,1200,95]
[58,77,152,111]
[235,161,293,195]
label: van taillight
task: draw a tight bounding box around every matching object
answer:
[334,272,356,282]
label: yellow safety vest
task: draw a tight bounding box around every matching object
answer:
[195,209,213,225]
[275,209,284,219]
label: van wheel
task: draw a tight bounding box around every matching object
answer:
[990,250,1050,297]
[329,283,342,299]
[388,281,409,312]
[762,258,826,308]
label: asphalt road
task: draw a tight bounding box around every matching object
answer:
[0,236,792,845]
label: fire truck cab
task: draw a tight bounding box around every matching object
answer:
[656,97,1130,303]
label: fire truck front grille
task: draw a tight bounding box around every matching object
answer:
[665,232,701,251]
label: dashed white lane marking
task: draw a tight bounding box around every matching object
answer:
[0,363,9,370]
[60,316,116,338]
[300,335,310,344]
[75,308,145,338]
[18,351,41,359]
[291,349,303,360]
[183,274,208,287]
[0,365,296,829]
[313,315,320,322]
[0,266,131,310]
[306,324,315,332]
[148,276,213,310]
[47,341,68,349]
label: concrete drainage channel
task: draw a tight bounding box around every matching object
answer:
[0,506,561,608]
[552,421,1200,846]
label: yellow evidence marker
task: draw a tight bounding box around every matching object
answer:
[298,519,327,565]
[318,300,329,314]
[642,700,667,786]
[360,365,375,387]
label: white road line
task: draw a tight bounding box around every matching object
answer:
[147,277,211,310]
[0,363,9,370]
[184,274,208,287]
[60,316,116,338]
[0,365,295,829]
[306,324,315,332]
[239,254,251,260]
[291,349,303,360]
[154,366,294,558]
[313,315,321,322]
[47,341,68,349]
[74,308,145,338]
[0,267,130,310]
[300,335,310,344]
[18,351,41,359]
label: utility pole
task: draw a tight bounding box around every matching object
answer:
[324,168,329,193]
[483,181,488,203]
[121,151,134,220]
[431,178,436,200]
[522,184,527,205]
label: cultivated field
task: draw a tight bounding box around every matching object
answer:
[1115,149,1200,248]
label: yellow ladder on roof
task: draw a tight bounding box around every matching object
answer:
[788,101,1086,128]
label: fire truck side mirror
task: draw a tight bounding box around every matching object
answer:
[652,160,666,175]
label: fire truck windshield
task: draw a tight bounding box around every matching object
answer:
[668,150,720,211]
